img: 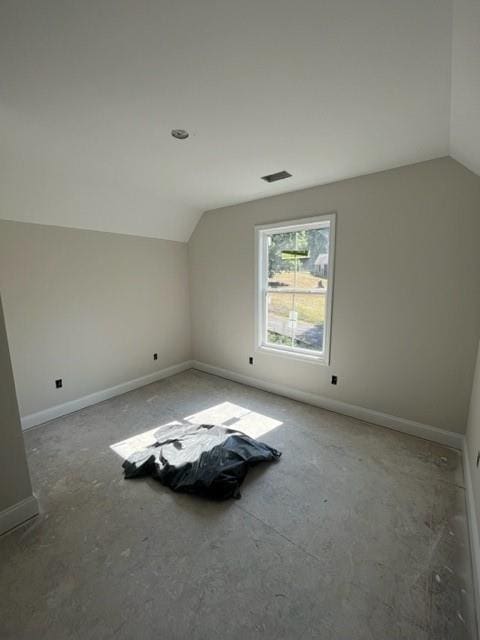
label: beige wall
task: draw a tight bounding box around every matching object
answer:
[2,157,479,435]
[0,294,34,513]
[0,221,191,417]
[189,157,480,434]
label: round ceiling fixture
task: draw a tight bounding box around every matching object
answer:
[171,129,189,140]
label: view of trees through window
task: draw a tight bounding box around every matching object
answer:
[266,226,330,352]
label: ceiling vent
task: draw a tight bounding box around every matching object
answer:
[171,129,189,140]
[261,170,292,183]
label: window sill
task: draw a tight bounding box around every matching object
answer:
[256,344,329,365]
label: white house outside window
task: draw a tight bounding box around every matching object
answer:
[256,214,335,363]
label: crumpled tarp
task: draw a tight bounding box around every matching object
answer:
[122,423,281,500]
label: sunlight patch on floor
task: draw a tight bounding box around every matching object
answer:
[185,401,282,438]
[110,402,282,459]
[110,421,181,459]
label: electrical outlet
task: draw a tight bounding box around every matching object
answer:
[55,379,63,389]
[331,375,338,385]
[153,353,158,361]
[249,356,254,365]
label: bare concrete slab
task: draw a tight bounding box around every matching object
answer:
[0,370,476,639]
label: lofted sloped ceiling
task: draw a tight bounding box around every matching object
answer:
[450,0,480,177]
[0,0,472,242]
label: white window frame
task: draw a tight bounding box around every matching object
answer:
[255,213,336,365]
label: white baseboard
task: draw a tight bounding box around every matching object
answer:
[21,360,194,430]
[20,356,463,446]
[463,443,480,637]
[192,360,464,449]
[0,495,39,536]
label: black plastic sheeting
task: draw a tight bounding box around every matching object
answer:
[122,423,281,500]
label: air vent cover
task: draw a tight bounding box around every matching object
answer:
[261,170,292,183]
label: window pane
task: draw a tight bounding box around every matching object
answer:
[266,291,325,352]
[267,292,294,348]
[267,226,330,291]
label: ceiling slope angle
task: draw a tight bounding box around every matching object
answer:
[0,0,455,241]
[450,0,480,177]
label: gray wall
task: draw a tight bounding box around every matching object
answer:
[451,0,480,176]
[189,157,480,434]
[0,221,191,418]
[466,339,480,540]
[0,295,33,513]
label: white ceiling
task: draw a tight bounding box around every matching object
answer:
[0,1,462,242]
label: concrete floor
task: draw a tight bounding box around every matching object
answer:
[0,369,477,639]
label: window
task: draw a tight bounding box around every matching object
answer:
[256,214,335,363]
